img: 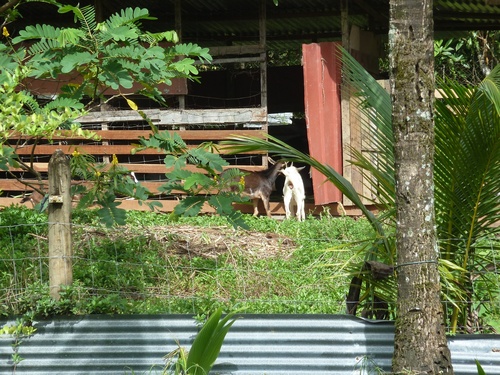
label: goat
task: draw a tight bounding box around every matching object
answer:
[222,160,285,217]
[280,164,306,221]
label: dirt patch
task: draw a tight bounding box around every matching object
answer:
[80,224,297,260]
[145,225,297,259]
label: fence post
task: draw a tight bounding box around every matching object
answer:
[48,149,72,300]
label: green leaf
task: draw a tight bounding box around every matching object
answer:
[187,147,228,173]
[44,97,85,110]
[58,4,96,32]
[184,173,212,190]
[163,155,177,168]
[186,308,239,375]
[208,195,235,215]
[166,168,192,181]
[0,146,19,171]
[98,61,134,89]
[109,7,156,27]
[174,43,212,64]
[106,25,139,41]
[475,360,487,375]
[174,196,206,217]
[57,28,85,46]
[61,52,96,73]
[12,24,61,44]
[171,58,199,75]
[96,198,126,227]
[145,200,163,211]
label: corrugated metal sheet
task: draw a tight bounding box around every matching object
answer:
[12,0,500,53]
[303,42,343,205]
[1,314,500,375]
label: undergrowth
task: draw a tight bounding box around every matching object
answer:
[0,205,373,317]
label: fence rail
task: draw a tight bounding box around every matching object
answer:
[2,108,268,201]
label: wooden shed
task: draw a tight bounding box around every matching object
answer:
[2,0,500,216]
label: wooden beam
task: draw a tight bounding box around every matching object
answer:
[206,56,263,65]
[8,163,271,174]
[208,45,264,56]
[14,144,266,156]
[8,129,267,141]
[77,108,267,125]
[0,197,376,218]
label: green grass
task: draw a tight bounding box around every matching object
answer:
[0,205,375,317]
[2,204,499,332]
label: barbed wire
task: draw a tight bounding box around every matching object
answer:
[0,221,498,332]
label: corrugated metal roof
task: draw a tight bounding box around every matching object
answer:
[9,0,500,52]
[1,314,500,375]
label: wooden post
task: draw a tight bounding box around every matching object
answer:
[48,149,72,300]
[341,0,357,207]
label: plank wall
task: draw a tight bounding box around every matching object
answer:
[1,108,268,205]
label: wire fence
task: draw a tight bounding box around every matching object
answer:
[1,219,499,333]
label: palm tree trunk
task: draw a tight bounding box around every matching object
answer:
[389,0,454,373]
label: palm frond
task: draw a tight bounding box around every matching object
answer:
[434,65,500,332]
[336,48,500,329]
[338,47,395,211]
[221,134,390,251]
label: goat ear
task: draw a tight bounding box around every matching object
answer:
[297,166,306,172]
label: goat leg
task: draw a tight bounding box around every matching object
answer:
[297,199,305,222]
[252,198,260,217]
[262,196,272,217]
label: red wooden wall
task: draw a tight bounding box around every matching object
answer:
[302,42,343,205]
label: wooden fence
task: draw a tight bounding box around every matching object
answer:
[0,108,271,212]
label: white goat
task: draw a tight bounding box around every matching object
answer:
[280,164,306,221]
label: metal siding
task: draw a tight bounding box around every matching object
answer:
[302,42,343,205]
[1,314,500,375]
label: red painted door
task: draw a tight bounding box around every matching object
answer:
[302,42,343,204]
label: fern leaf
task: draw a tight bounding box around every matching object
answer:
[171,58,198,75]
[105,44,143,59]
[12,24,61,44]
[59,83,86,101]
[57,28,85,46]
[118,59,142,74]
[107,25,140,42]
[26,39,60,55]
[174,196,205,217]
[105,7,155,30]
[97,203,127,227]
[44,97,84,111]
[58,4,96,35]
[19,91,40,113]
[174,43,212,63]
[141,30,179,44]
[60,51,97,73]
[187,148,228,173]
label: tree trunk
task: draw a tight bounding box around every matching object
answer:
[389,0,454,373]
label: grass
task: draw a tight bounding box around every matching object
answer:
[0,205,375,317]
[1,204,500,333]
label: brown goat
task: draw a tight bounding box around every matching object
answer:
[223,160,285,217]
